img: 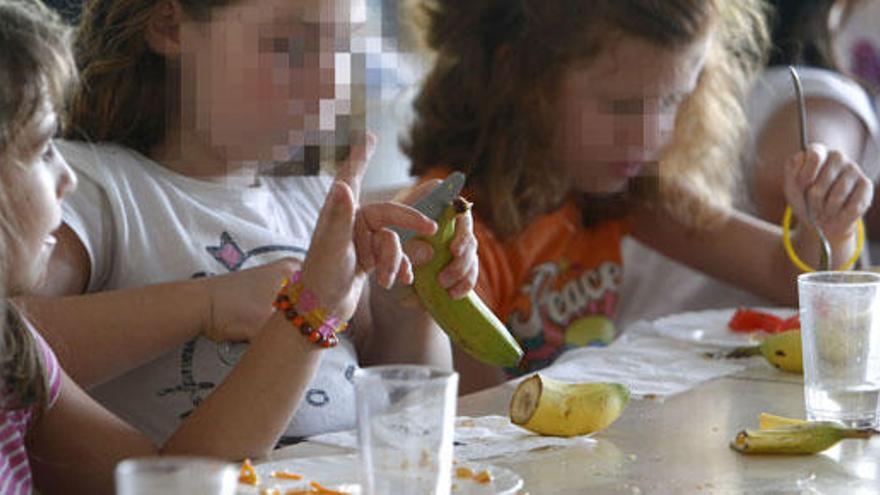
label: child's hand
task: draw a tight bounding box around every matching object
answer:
[367,179,479,305]
[202,257,299,343]
[299,135,436,321]
[783,144,873,242]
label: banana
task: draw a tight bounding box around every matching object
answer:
[722,329,803,373]
[758,412,806,430]
[758,329,803,373]
[413,200,524,368]
[730,422,877,455]
[509,374,630,437]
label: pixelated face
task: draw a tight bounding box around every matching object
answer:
[556,33,710,194]
[179,0,358,162]
[1,99,76,292]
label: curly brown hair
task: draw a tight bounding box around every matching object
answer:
[0,0,75,414]
[405,0,770,238]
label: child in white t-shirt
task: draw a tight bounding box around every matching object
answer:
[1,0,468,492]
[23,0,478,445]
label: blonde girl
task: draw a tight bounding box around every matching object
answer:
[405,0,873,392]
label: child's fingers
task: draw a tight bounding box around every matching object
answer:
[361,202,437,236]
[838,175,873,225]
[437,242,477,289]
[820,165,860,223]
[313,181,356,249]
[447,265,478,300]
[806,151,845,217]
[403,239,434,267]
[396,255,414,286]
[795,143,828,191]
[336,132,377,205]
[450,210,476,257]
[354,213,375,272]
[373,228,403,289]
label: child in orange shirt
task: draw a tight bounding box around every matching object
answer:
[405,0,875,393]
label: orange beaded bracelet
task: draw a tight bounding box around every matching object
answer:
[272,271,346,348]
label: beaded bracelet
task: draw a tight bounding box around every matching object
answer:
[781,206,865,272]
[272,271,347,348]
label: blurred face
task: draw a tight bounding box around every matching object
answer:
[555,34,710,194]
[179,0,354,162]
[1,101,77,292]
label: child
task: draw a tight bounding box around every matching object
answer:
[618,0,880,328]
[404,0,874,393]
[1,0,473,492]
[10,1,476,462]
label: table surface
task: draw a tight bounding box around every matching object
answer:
[268,362,880,495]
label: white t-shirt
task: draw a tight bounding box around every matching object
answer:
[616,67,880,330]
[57,139,359,444]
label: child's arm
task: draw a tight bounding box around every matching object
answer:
[29,313,323,495]
[634,144,873,304]
[18,235,299,387]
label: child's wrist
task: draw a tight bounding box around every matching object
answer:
[272,271,348,348]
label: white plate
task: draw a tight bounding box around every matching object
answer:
[651,307,797,348]
[237,454,523,495]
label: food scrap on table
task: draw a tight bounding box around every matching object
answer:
[271,470,304,481]
[284,481,350,494]
[455,466,493,484]
[239,458,259,486]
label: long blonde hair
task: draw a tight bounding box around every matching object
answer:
[405,0,770,238]
[0,0,75,412]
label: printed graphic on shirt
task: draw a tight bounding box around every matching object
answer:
[157,231,312,419]
[506,259,623,374]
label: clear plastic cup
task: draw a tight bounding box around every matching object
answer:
[799,271,880,428]
[355,365,458,495]
[115,456,238,495]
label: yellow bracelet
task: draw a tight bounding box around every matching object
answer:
[781,206,865,272]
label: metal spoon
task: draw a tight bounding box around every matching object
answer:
[789,65,831,271]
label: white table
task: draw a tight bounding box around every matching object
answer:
[269,365,880,494]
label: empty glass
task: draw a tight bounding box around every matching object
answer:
[355,365,458,495]
[799,271,880,428]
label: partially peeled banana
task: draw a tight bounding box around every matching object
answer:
[509,374,630,437]
[413,200,524,368]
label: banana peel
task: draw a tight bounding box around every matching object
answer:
[413,200,524,368]
[730,422,877,455]
[731,412,877,455]
[509,374,629,437]
[758,412,807,430]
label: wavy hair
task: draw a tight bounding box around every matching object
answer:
[405,0,770,237]
[0,0,75,413]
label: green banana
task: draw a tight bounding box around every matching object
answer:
[717,329,803,373]
[730,422,877,455]
[413,200,524,368]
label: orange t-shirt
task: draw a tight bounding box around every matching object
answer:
[472,202,631,374]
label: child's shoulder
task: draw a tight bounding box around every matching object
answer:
[56,139,155,183]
